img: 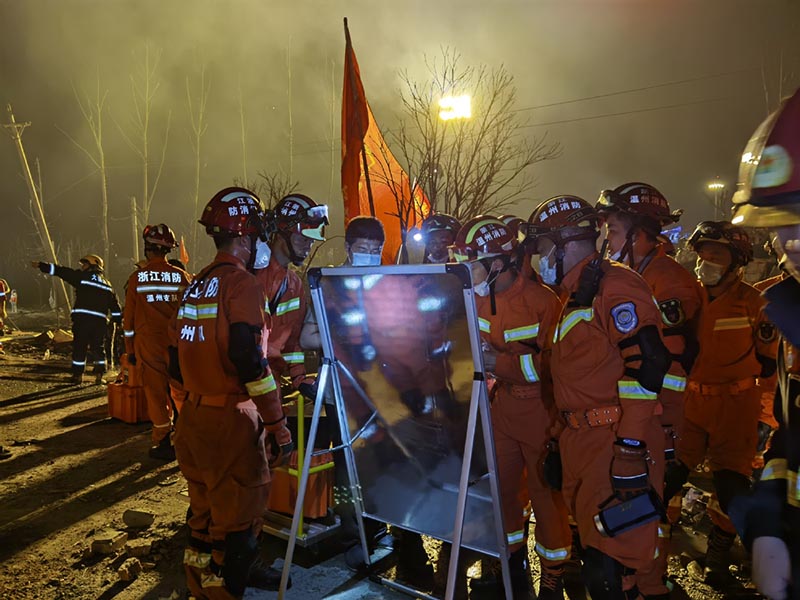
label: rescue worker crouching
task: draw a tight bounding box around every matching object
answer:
[596,182,704,599]
[123,224,191,461]
[524,197,670,600]
[727,87,800,600]
[663,221,778,590]
[451,216,571,599]
[32,254,122,384]
[169,187,293,598]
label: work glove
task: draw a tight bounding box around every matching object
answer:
[663,425,678,468]
[756,421,775,454]
[752,536,791,600]
[543,438,562,491]
[127,353,137,366]
[266,421,293,469]
[611,438,649,499]
[296,376,318,401]
[32,261,48,273]
[481,340,497,374]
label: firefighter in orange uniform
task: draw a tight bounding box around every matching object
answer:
[596,182,704,599]
[664,221,778,589]
[255,194,327,401]
[451,216,570,599]
[420,213,461,264]
[750,237,787,475]
[169,187,292,598]
[525,197,670,599]
[123,224,191,460]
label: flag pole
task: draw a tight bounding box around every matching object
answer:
[344,18,375,217]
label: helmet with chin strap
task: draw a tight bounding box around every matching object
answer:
[523,196,600,284]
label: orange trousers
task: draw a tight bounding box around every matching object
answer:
[174,395,271,599]
[636,387,685,596]
[137,342,173,443]
[491,386,571,564]
[678,384,760,534]
[560,415,663,571]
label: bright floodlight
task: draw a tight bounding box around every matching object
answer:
[413,232,423,242]
[439,95,471,120]
[707,181,725,190]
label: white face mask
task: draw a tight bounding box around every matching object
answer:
[252,238,272,270]
[695,258,728,286]
[473,280,491,296]
[538,247,557,285]
[608,248,622,261]
[351,252,381,267]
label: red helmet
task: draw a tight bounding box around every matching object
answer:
[523,196,600,247]
[272,194,328,241]
[498,214,525,239]
[596,182,682,233]
[732,89,800,227]
[142,223,178,249]
[199,187,266,238]
[421,213,461,238]
[688,220,753,265]
[449,216,517,261]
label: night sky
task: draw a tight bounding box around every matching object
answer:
[1,0,798,302]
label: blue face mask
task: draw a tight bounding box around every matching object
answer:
[351,252,381,267]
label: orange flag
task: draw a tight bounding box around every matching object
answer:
[341,18,429,264]
[179,236,190,266]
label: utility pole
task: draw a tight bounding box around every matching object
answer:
[130,196,140,261]
[3,104,72,313]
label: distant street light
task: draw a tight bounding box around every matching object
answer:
[438,95,471,120]
[706,177,727,220]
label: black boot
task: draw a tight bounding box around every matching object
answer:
[509,546,535,599]
[70,372,83,385]
[148,436,176,461]
[395,530,434,589]
[537,564,565,600]
[688,525,739,590]
[247,555,291,591]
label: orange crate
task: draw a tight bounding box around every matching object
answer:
[118,354,142,387]
[108,383,150,424]
[267,450,334,519]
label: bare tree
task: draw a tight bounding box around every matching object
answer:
[57,74,112,264]
[390,48,561,223]
[186,62,211,264]
[233,169,298,209]
[117,43,172,246]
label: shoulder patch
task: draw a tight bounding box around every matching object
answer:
[659,298,685,327]
[611,301,638,334]
[757,321,778,344]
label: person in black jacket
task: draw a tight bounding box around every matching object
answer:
[32,254,122,384]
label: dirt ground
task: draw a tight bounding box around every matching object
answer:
[0,312,761,600]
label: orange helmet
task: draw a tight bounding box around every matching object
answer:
[523,196,600,247]
[498,214,525,239]
[199,187,266,238]
[596,182,682,234]
[687,221,753,265]
[271,194,328,241]
[731,89,800,228]
[142,223,178,249]
[449,216,517,262]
